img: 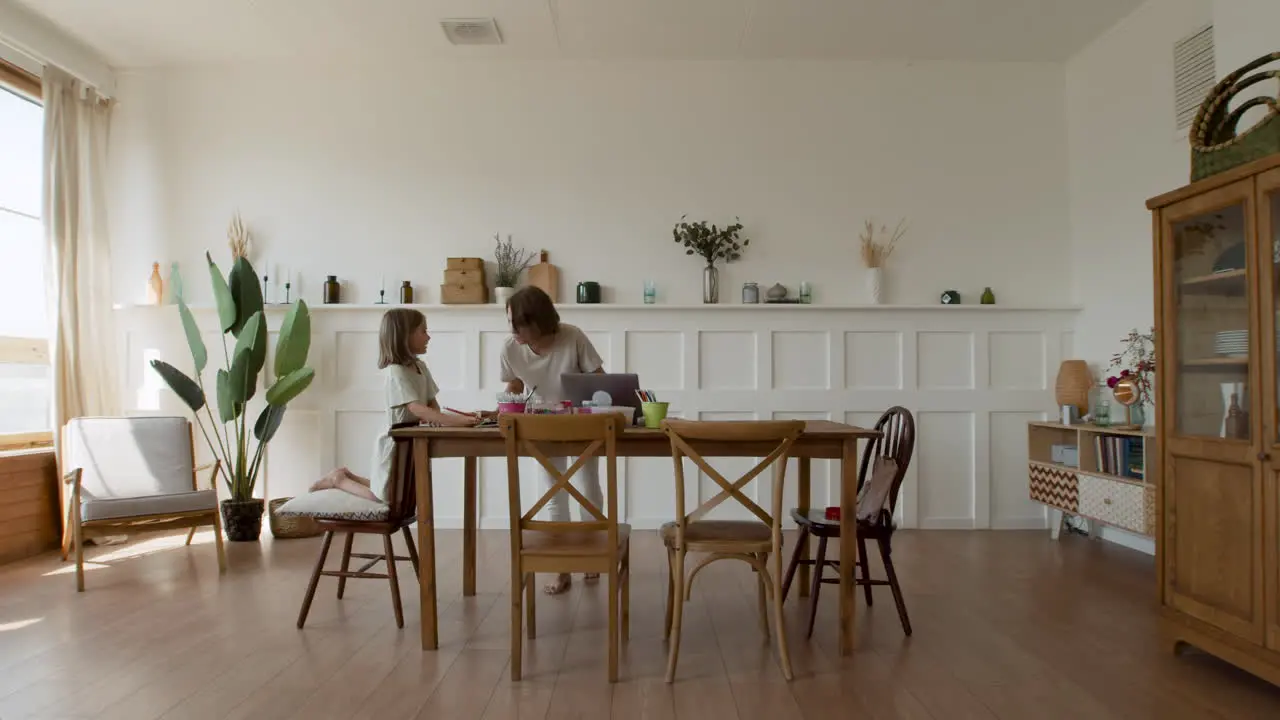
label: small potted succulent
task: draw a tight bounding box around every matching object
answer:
[672,216,748,304]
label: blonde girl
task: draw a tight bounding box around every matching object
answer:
[312,308,477,501]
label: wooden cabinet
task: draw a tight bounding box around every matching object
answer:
[1149,153,1280,685]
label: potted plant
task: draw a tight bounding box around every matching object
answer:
[150,252,315,541]
[493,233,534,305]
[858,218,907,305]
[672,216,748,304]
[1106,327,1156,426]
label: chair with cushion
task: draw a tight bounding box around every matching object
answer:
[292,432,419,629]
[660,418,805,682]
[61,416,226,591]
[781,406,916,637]
[500,413,630,682]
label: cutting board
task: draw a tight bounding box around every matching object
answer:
[527,250,559,302]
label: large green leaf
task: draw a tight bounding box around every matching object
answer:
[233,311,261,364]
[177,298,207,373]
[274,299,311,378]
[253,404,287,444]
[207,252,236,333]
[149,360,206,412]
[228,256,263,337]
[266,366,315,406]
[228,344,255,406]
[216,369,236,423]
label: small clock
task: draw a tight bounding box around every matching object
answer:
[941,290,961,305]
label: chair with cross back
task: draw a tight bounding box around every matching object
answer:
[659,418,806,682]
[500,412,630,682]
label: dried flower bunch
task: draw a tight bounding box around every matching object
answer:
[1107,327,1156,406]
[493,233,534,288]
[858,218,908,268]
[672,216,749,266]
[227,213,251,260]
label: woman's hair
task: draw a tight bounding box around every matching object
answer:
[506,286,560,338]
[378,308,426,369]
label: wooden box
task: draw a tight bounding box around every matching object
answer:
[444,269,484,285]
[440,282,488,305]
[447,257,484,271]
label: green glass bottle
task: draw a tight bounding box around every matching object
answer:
[980,287,996,304]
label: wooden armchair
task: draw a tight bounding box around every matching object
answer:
[500,413,630,682]
[60,416,226,592]
[660,418,805,682]
[296,433,420,629]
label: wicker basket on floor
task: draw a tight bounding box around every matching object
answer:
[1190,51,1280,181]
[269,497,322,539]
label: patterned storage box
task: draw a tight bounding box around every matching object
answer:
[1029,462,1079,512]
[1143,484,1157,536]
[1078,474,1145,535]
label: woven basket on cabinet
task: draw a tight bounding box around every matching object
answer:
[1190,52,1280,181]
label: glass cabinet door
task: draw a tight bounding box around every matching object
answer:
[1167,190,1252,440]
[1266,173,1280,445]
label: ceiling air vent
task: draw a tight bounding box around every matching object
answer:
[441,18,503,46]
[1173,25,1215,130]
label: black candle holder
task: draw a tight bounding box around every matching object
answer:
[284,282,291,304]
[376,289,387,305]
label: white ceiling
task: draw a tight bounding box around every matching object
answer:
[14,0,1145,68]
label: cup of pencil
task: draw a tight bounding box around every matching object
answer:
[637,390,668,429]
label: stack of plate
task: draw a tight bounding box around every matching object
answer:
[1215,330,1248,356]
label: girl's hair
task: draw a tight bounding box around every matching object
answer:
[506,286,560,338]
[378,308,426,369]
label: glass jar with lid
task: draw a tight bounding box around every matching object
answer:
[742,282,760,304]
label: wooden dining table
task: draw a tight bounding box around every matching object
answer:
[390,419,880,656]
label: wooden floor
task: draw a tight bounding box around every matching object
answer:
[2,529,1280,720]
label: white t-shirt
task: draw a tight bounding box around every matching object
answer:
[369,359,439,500]
[499,323,603,403]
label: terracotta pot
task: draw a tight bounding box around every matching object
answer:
[1055,360,1092,414]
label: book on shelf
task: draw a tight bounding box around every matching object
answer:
[1092,434,1145,480]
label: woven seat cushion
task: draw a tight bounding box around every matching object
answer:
[274,489,390,522]
[81,490,218,522]
[660,520,770,547]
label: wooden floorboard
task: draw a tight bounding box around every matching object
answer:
[1,529,1279,719]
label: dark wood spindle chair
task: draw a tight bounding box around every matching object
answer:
[297,428,420,629]
[781,406,916,636]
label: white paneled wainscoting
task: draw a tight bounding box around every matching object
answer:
[114,304,1078,531]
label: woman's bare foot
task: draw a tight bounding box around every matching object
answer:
[310,468,347,492]
[543,573,572,595]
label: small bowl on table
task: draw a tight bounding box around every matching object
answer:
[497,401,527,415]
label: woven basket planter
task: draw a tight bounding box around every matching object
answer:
[268,497,323,539]
[1190,52,1280,181]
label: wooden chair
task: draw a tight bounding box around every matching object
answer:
[61,416,227,592]
[296,432,420,629]
[500,413,630,682]
[660,418,805,682]
[781,406,916,637]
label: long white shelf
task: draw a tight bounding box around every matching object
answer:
[116,303,1082,313]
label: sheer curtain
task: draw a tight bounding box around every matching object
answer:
[43,65,118,457]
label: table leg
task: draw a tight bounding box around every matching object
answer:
[415,438,439,650]
[797,457,812,597]
[838,438,858,655]
[463,456,478,597]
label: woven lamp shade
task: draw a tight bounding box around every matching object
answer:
[1055,360,1093,414]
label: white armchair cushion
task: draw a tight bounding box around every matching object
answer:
[65,417,196,499]
[81,490,218,522]
[274,489,389,522]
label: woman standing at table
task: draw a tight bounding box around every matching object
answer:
[500,286,606,595]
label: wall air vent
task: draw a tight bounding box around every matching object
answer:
[1173,25,1215,131]
[441,18,503,46]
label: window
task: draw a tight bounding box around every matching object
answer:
[0,60,49,450]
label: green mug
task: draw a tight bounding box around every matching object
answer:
[641,401,669,429]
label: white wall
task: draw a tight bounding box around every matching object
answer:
[0,0,114,93]
[107,59,1070,309]
[1064,0,1213,552]
[1212,0,1280,73]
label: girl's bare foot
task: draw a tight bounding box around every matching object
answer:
[543,573,572,595]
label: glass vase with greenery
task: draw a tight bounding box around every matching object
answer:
[672,216,749,303]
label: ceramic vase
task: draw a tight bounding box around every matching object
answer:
[866,267,883,304]
[494,286,516,305]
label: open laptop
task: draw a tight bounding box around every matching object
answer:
[561,372,643,413]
